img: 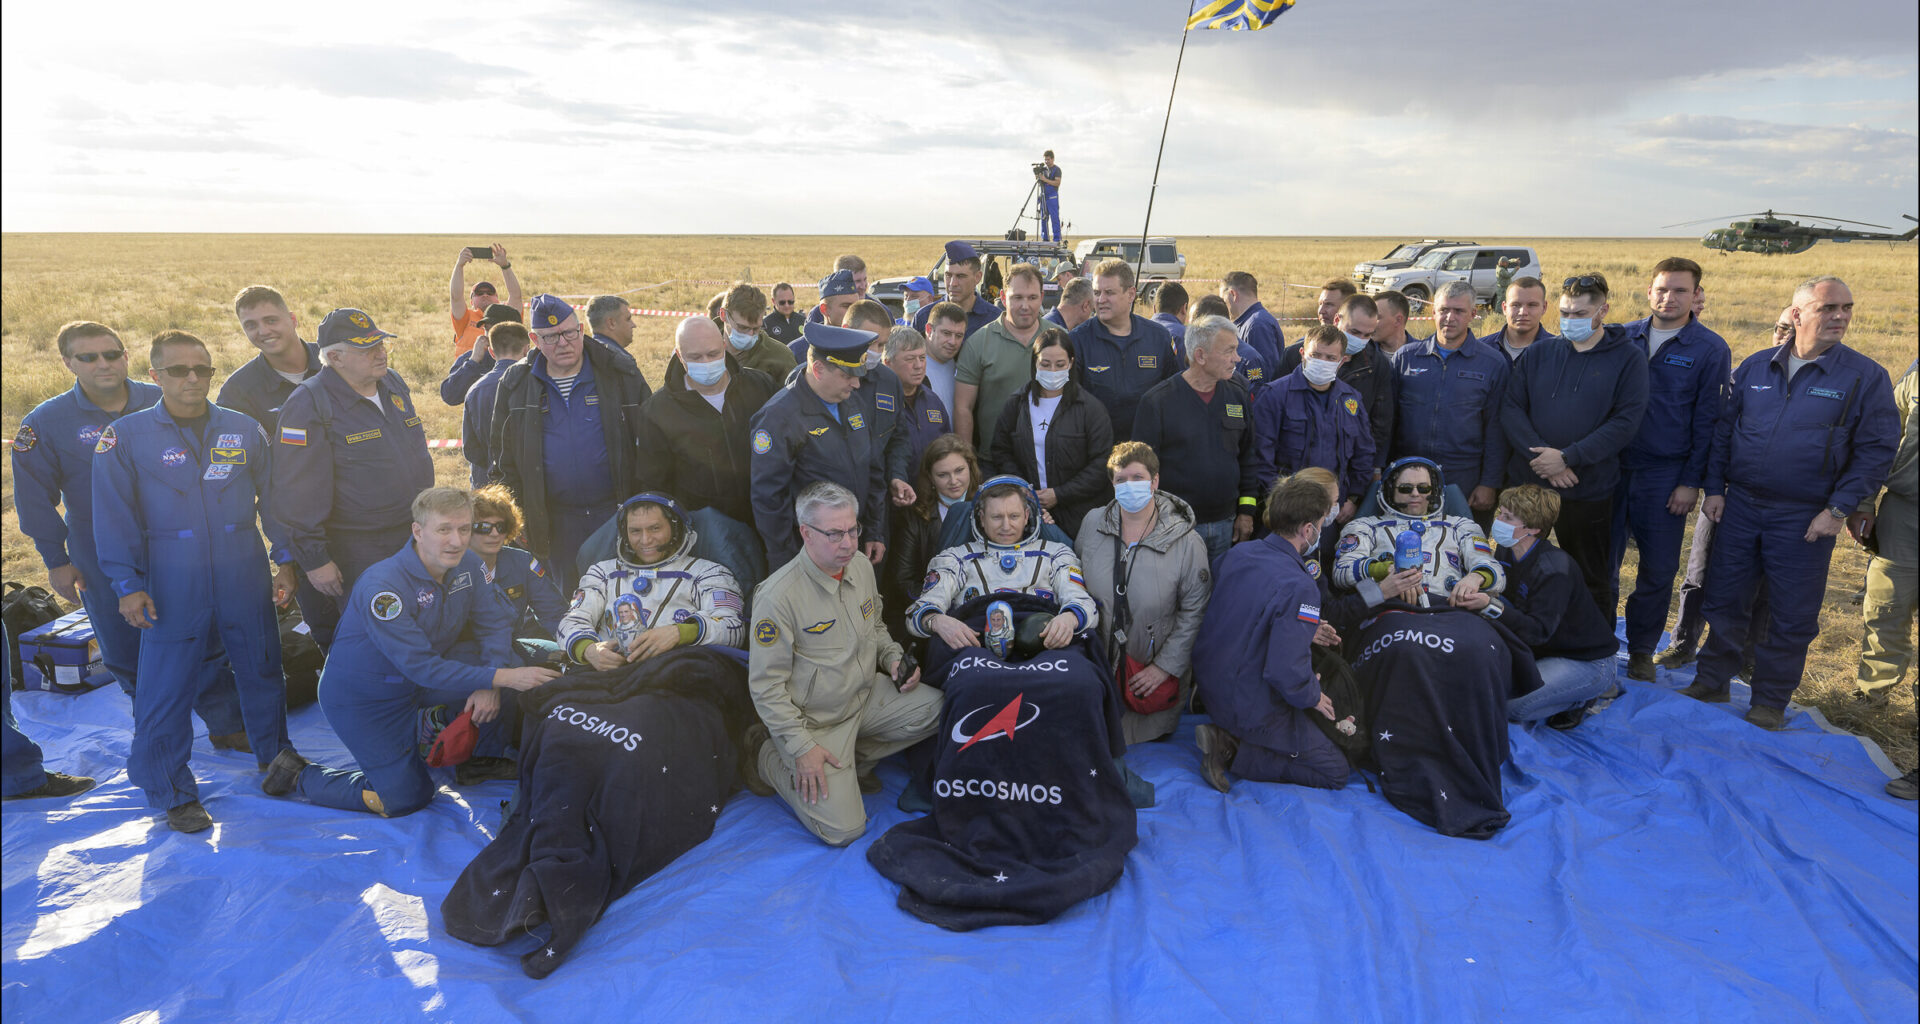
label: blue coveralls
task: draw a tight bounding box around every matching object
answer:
[898,384,951,480]
[531,357,617,588]
[1391,335,1509,498]
[297,544,517,816]
[439,347,494,406]
[907,295,1002,343]
[488,544,567,663]
[216,342,322,430]
[1233,302,1286,380]
[92,404,293,809]
[10,382,247,736]
[272,367,434,649]
[748,377,888,568]
[1251,368,1376,503]
[1191,534,1346,789]
[2,622,50,796]
[1039,164,1061,241]
[1069,313,1179,440]
[1609,317,1731,656]
[1699,343,1900,709]
[460,361,513,488]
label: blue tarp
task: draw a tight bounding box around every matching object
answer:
[4,655,1915,1023]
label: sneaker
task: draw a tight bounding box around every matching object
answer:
[1194,724,1237,794]
[416,704,451,760]
[1676,680,1730,703]
[4,770,97,801]
[1743,705,1787,731]
[261,748,310,797]
[739,723,774,797]
[166,800,213,833]
[1627,652,1656,682]
[455,756,518,787]
[209,731,252,753]
[1850,689,1893,711]
[1886,770,1918,801]
[1656,637,1698,668]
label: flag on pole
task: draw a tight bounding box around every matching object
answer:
[1186,0,1296,31]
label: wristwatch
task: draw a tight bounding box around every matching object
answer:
[1827,505,1848,520]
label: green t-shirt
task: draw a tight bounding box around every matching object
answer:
[956,317,1041,450]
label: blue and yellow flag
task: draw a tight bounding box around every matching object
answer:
[1187,0,1296,31]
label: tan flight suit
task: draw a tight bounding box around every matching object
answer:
[748,549,943,845]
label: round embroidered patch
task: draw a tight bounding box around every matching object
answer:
[11,425,36,452]
[94,426,117,454]
[370,591,403,621]
[754,619,779,646]
[752,429,773,455]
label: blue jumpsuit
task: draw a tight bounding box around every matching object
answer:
[488,544,567,663]
[748,378,888,568]
[2,622,49,796]
[1069,314,1180,440]
[11,382,246,736]
[1233,302,1286,381]
[92,404,293,809]
[272,367,434,648]
[1699,343,1900,709]
[298,544,517,816]
[1608,317,1731,656]
[1039,164,1061,242]
[1251,369,1376,503]
[1392,335,1510,497]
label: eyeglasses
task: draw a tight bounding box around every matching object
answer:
[802,523,861,544]
[1394,483,1434,495]
[537,327,583,344]
[1563,276,1605,292]
[775,299,795,307]
[471,522,506,535]
[1772,323,1793,335]
[158,365,216,380]
[71,350,126,363]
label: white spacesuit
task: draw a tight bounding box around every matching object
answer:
[1333,457,1504,603]
[560,494,745,662]
[908,476,1099,637]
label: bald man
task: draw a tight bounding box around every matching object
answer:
[634,316,780,591]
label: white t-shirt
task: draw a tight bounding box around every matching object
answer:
[362,394,385,416]
[1648,326,1682,360]
[1031,393,1063,489]
[275,367,308,386]
[699,391,725,413]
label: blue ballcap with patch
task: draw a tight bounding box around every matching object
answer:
[529,294,576,329]
[316,308,396,349]
[802,322,876,376]
[944,240,980,264]
[818,269,859,299]
[901,276,937,295]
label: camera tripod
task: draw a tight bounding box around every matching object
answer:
[1006,177,1045,241]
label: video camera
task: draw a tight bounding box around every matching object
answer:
[1032,162,1048,177]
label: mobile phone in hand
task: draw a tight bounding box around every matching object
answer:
[466,246,493,261]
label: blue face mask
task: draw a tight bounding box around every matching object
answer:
[1559,317,1595,343]
[1114,480,1154,513]
[726,328,757,351]
[1489,519,1520,548]
[684,357,727,387]
[939,492,963,508]
[1344,331,1370,355]
[903,299,923,320]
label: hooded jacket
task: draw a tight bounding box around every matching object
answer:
[558,495,745,663]
[1333,457,1504,604]
[634,353,776,526]
[1500,324,1650,502]
[907,477,1098,637]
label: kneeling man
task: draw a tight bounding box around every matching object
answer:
[560,493,746,668]
[748,482,943,845]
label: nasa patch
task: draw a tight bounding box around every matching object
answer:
[416,587,436,607]
[77,424,103,447]
[673,608,694,623]
[752,429,772,454]
[370,591,402,621]
[754,619,780,646]
[160,447,189,468]
[11,425,35,452]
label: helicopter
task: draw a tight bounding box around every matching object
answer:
[1664,211,1919,254]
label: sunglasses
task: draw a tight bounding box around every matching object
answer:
[1563,276,1605,291]
[1772,323,1793,334]
[158,364,216,380]
[72,349,127,363]
[471,522,506,535]
[1394,483,1434,495]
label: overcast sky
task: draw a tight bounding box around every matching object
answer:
[3,0,1914,236]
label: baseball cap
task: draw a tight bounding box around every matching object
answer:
[529,294,575,329]
[819,269,859,299]
[471,281,498,297]
[802,322,875,376]
[316,308,396,350]
[478,304,523,328]
[426,709,478,766]
[901,276,937,296]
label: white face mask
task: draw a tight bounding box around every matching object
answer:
[864,350,882,370]
[726,328,757,351]
[903,299,923,319]
[1303,358,1339,386]
[684,357,726,387]
[1035,368,1071,392]
[1114,479,1154,513]
[1344,331,1370,355]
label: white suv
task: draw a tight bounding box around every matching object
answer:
[1073,236,1186,302]
[1362,245,1541,306]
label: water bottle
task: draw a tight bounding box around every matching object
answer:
[1394,529,1429,607]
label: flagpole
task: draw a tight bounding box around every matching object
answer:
[1134,0,1198,295]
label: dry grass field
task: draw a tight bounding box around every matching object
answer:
[3,233,1913,768]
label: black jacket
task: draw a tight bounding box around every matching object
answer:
[1276,339,1396,471]
[987,383,1114,539]
[1131,373,1260,523]
[635,354,775,526]
[490,342,652,558]
[885,502,952,643]
[1489,538,1620,661]
[216,341,322,430]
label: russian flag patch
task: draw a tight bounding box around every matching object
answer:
[279,426,307,446]
[1297,603,1321,624]
[1471,538,1491,555]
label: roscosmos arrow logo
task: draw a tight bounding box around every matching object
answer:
[952,693,1041,752]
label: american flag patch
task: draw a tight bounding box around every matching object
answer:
[279,426,307,446]
[1297,603,1321,624]
[713,591,744,612]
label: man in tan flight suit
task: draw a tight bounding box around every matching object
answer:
[747,481,944,845]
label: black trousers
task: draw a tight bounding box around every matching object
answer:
[1553,497,1615,627]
